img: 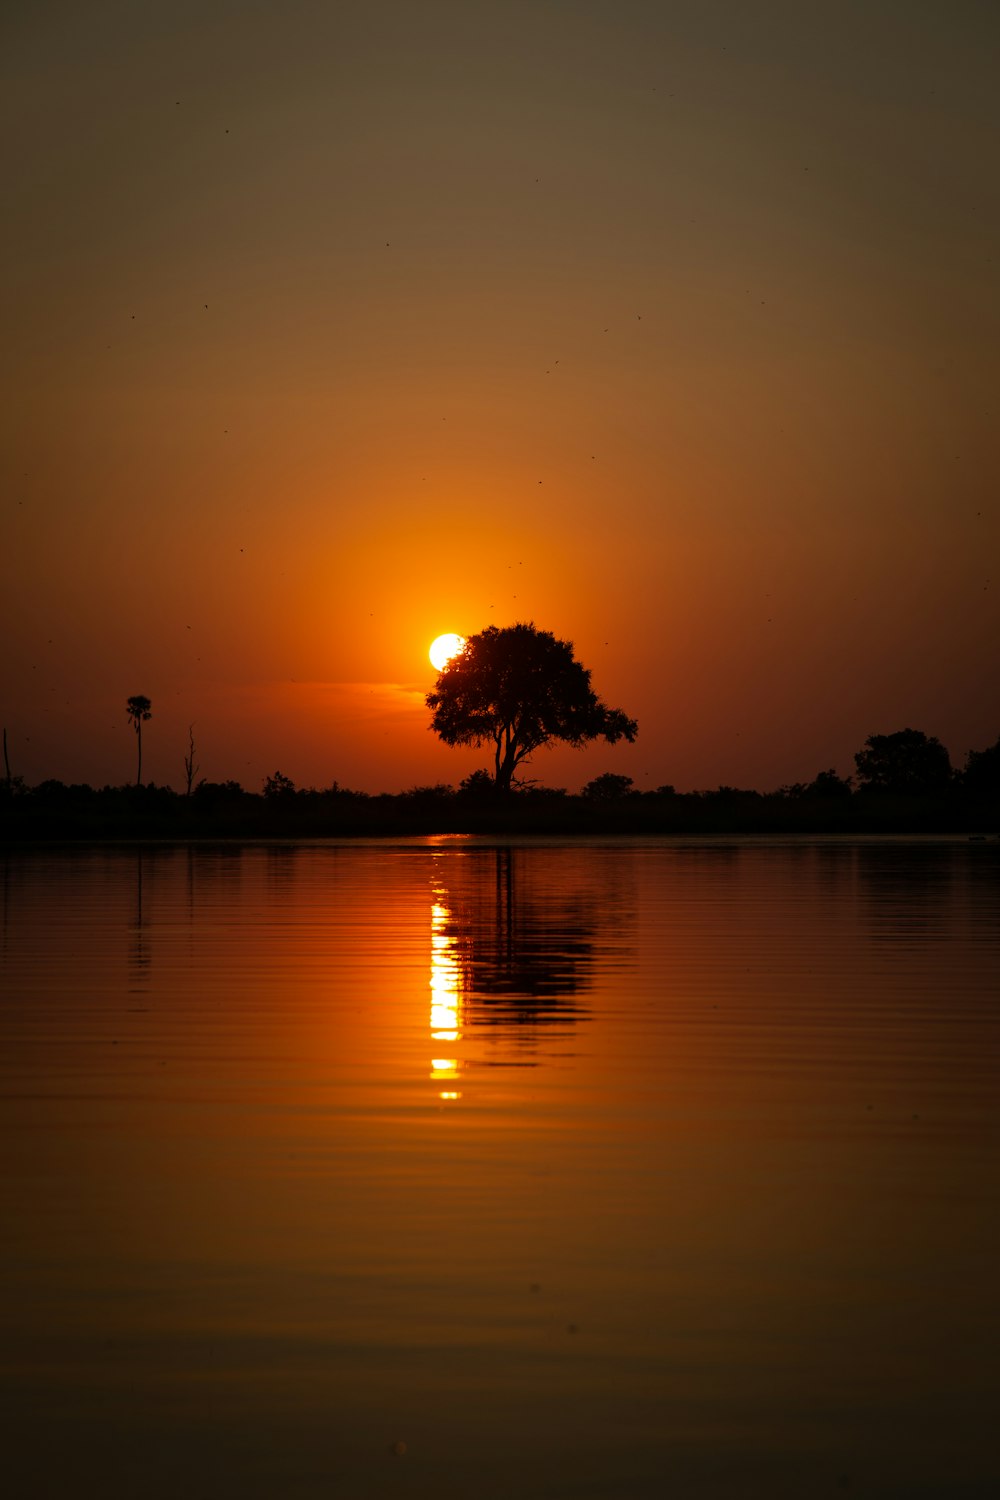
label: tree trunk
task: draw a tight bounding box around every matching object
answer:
[184,725,198,796]
[495,744,518,793]
[136,725,142,787]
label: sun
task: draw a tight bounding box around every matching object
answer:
[429,633,466,671]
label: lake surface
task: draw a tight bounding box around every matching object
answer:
[1,837,997,1498]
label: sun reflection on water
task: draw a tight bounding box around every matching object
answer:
[430,896,464,1098]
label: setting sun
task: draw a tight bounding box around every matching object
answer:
[429,633,466,672]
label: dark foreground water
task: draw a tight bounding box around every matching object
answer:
[1,837,997,1499]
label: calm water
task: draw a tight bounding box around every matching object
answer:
[1,838,997,1498]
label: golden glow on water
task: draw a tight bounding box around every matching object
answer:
[430,896,464,1097]
[2,841,999,1500]
[430,899,463,1039]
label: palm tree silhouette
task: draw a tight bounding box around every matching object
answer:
[126,695,152,786]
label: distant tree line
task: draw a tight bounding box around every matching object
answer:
[4,613,997,823]
[2,726,998,840]
[1,668,997,836]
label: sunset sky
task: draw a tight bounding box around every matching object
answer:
[3,0,998,793]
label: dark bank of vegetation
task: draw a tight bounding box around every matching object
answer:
[2,729,999,841]
[2,624,998,838]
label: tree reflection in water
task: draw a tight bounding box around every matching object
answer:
[128,848,151,992]
[429,846,620,1091]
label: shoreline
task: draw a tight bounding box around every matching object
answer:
[3,791,998,844]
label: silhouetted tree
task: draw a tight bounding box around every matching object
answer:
[183,725,200,797]
[807,768,853,798]
[459,768,497,797]
[962,735,1000,796]
[193,779,246,801]
[126,695,152,786]
[581,772,634,800]
[427,622,637,793]
[321,781,368,799]
[263,770,296,798]
[854,729,951,796]
[776,768,853,800]
[0,728,26,800]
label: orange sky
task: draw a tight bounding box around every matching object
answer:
[3,1,998,793]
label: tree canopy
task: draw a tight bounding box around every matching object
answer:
[126,694,152,786]
[426,622,637,792]
[962,735,1000,795]
[853,728,951,796]
[582,772,635,800]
